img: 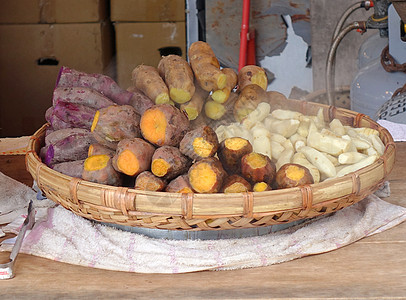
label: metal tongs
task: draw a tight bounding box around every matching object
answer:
[0,201,35,279]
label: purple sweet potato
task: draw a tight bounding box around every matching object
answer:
[45,128,90,146]
[41,130,96,166]
[45,106,72,130]
[52,159,85,178]
[91,105,141,149]
[52,86,115,110]
[52,101,96,130]
[56,66,133,106]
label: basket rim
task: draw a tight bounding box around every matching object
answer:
[25,99,397,228]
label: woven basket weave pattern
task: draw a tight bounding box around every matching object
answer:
[25,99,396,231]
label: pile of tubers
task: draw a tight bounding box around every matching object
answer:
[41,41,385,194]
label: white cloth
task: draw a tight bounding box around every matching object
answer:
[378,119,406,141]
[1,171,406,274]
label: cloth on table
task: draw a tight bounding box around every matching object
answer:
[1,171,405,274]
[1,119,405,273]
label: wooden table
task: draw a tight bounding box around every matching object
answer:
[1,143,406,299]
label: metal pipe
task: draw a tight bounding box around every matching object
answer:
[326,22,365,106]
[332,1,365,40]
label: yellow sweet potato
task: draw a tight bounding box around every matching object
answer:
[238,65,268,90]
[151,146,191,180]
[179,125,219,161]
[134,171,166,192]
[188,41,227,92]
[188,157,226,193]
[158,55,195,104]
[233,84,267,122]
[131,65,170,104]
[82,154,123,186]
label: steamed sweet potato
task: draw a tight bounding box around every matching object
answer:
[91,105,141,149]
[275,163,314,189]
[88,143,115,157]
[233,84,267,122]
[180,83,209,121]
[41,130,95,166]
[253,181,272,192]
[165,174,193,193]
[221,174,251,193]
[52,86,115,110]
[204,91,238,122]
[217,137,253,174]
[241,152,276,184]
[179,125,219,161]
[112,138,155,176]
[134,171,166,191]
[45,128,90,146]
[131,65,170,104]
[52,101,96,130]
[188,157,226,193]
[45,107,72,130]
[158,55,195,104]
[151,146,191,180]
[52,159,85,178]
[238,65,268,90]
[56,66,134,106]
[188,41,227,92]
[211,68,238,104]
[126,86,155,115]
[82,154,123,186]
[140,104,190,147]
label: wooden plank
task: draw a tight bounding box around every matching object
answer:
[0,142,405,299]
[0,155,33,187]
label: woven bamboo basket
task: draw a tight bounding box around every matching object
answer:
[25,98,396,231]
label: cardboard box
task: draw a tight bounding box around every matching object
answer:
[0,22,113,137]
[111,0,185,22]
[115,22,186,89]
[0,0,108,24]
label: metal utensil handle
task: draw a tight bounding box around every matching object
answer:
[0,201,35,280]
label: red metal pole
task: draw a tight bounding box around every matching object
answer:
[238,0,250,71]
[246,28,256,65]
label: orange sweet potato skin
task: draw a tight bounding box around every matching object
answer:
[165,174,193,193]
[188,157,227,193]
[179,125,219,161]
[241,153,276,184]
[275,163,314,189]
[82,156,123,186]
[151,146,191,180]
[140,104,190,147]
[217,137,253,174]
[134,171,167,191]
[221,174,251,193]
[112,138,156,176]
